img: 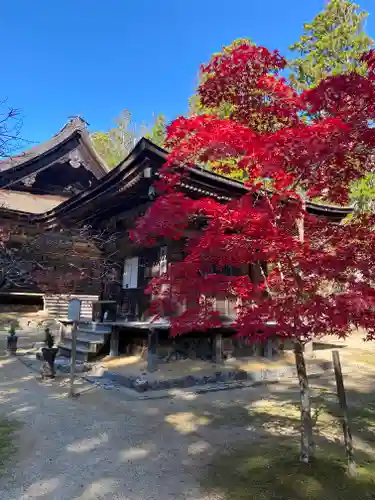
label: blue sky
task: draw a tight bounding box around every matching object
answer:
[1,0,374,146]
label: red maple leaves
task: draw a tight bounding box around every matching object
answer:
[132,44,375,341]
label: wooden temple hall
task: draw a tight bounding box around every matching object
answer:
[0,117,352,368]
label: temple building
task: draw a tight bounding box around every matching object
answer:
[0,116,352,364]
[0,116,107,198]
[0,117,108,315]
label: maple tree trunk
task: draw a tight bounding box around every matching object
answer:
[294,341,314,463]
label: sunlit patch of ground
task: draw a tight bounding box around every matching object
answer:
[99,351,326,384]
[165,412,211,434]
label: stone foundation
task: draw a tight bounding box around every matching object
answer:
[86,360,332,393]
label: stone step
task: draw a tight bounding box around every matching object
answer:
[75,340,101,352]
[58,341,101,363]
[61,332,107,346]
[59,339,105,357]
[59,340,92,354]
[59,331,108,351]
[58,320,112,361]
[75,332,107,344]
[77,322,112,334]
[58,345,89,362]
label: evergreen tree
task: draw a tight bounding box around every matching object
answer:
[289,0,375,212]
[145,113,167,148]
[350,173,375,213]
[289,0,373,91]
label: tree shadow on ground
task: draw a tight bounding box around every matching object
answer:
[174,369,375,446]
[201,436,375,500]
[166,368,375,499]
[2,355,375,499]
[0,417,19,475]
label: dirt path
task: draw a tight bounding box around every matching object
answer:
[0,357,204,499]
[1,345,374,500]
[0,356,287,500]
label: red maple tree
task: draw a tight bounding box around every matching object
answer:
[132,45,375,462]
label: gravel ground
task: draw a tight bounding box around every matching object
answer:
[0,356,276,500]
[1,338,373,500]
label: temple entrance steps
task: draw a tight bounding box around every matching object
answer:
[58,321,113,362]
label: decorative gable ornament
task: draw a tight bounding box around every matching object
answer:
[68,152,82,169]
[22,173,37,187]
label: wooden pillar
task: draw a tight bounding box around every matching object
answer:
[109,327,119,357]
[254,341,263,357]
[265,338,273,359]
[147,328,159,372]
[214,333,223,364]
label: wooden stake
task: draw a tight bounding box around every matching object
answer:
[68,320,78,398]
[332,350,356,476]
[294,341,314,463]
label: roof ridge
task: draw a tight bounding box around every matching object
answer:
[53,116,87,137]
[0,117,89,173]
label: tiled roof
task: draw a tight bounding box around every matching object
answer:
[0,117,108,174]
[0,138,352,222]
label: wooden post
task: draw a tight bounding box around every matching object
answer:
[147,328,158,372]
[294,341,314,463]
[332,350,356,476]
[109,327,119,357]
[214,333,223,364]
[68,320,78,398]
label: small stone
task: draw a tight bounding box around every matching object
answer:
[173,380,182,389]
[133,377,149,392]
[183,376,195,387]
